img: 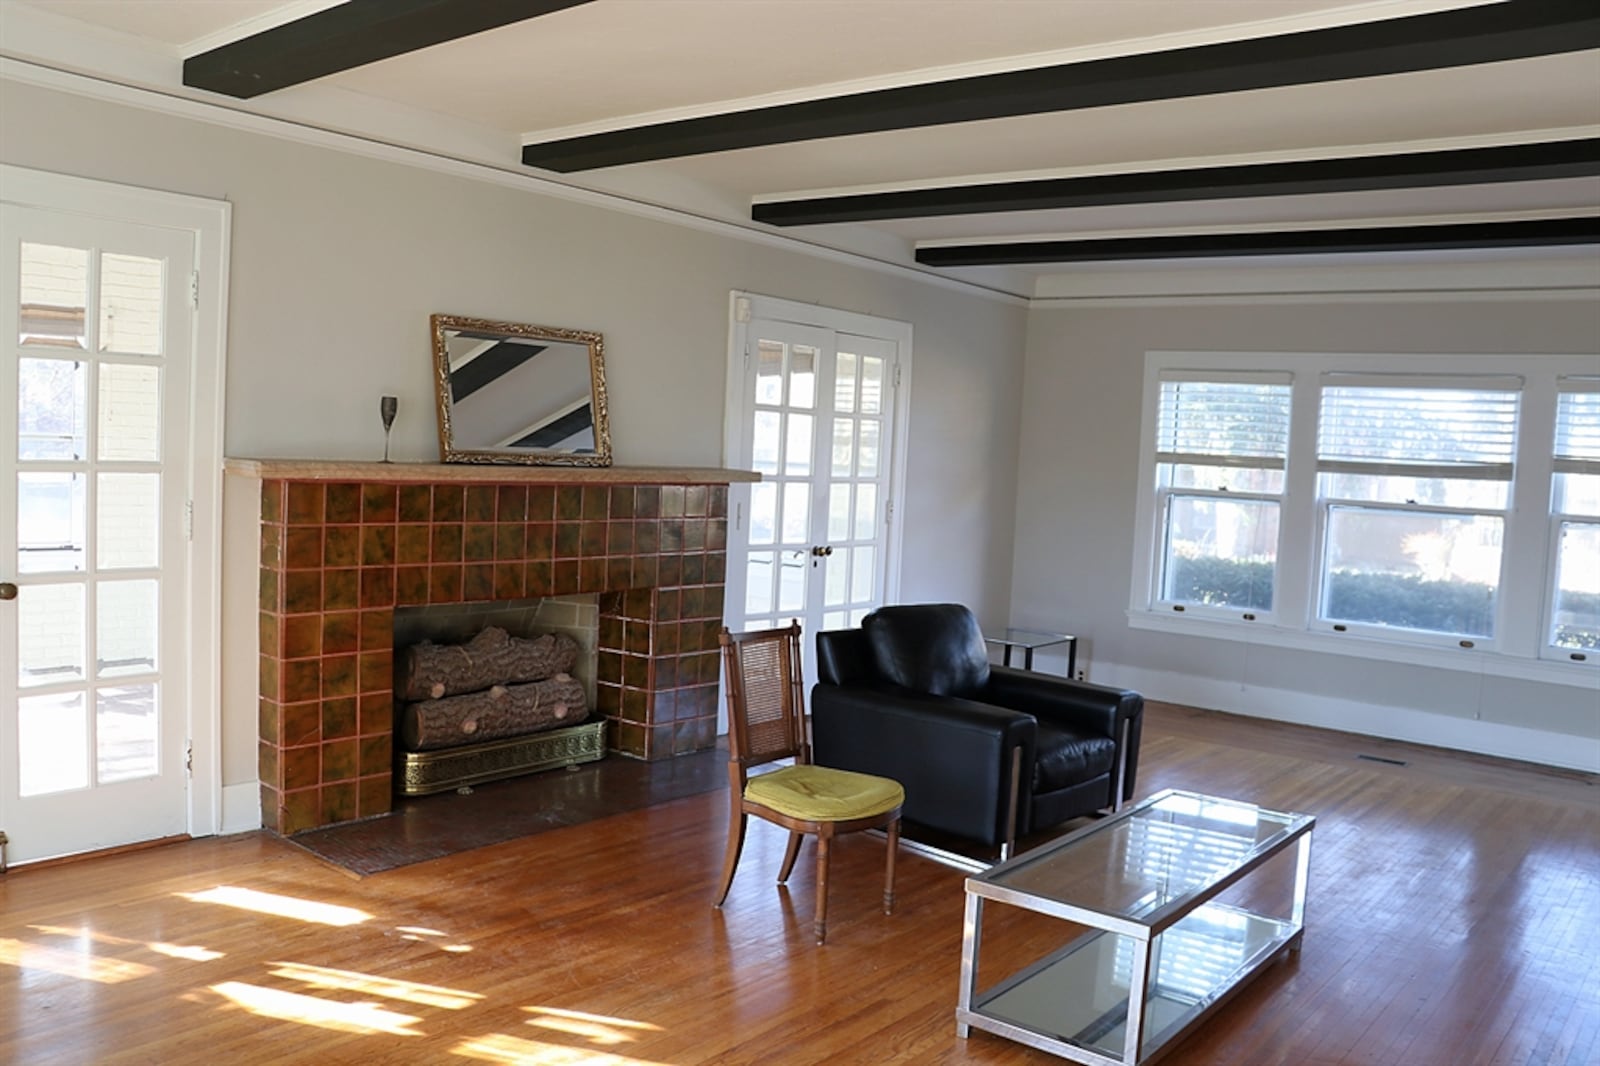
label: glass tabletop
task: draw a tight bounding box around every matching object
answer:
[982,627,1074,649]
[976,790,1311,926]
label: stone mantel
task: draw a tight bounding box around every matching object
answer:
[225,458,760,484]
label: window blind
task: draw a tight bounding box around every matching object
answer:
[1554,377,1600,477]
[1317,381,1520,480]
[1156,377,1292,470]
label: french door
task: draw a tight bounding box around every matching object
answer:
[725,296,910,693]
[0,203,195,865]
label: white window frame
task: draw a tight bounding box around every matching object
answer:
[1129,351,1598,689]
[1546,378,1600,664]
[1308,373,1521,651]
[1147,371,1291,623]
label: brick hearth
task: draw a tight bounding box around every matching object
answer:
[234,460,755,835]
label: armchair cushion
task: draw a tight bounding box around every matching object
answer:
[863,603,990,697]
[1033,726,1116,794]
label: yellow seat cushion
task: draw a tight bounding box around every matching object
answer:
[744,764,904,822]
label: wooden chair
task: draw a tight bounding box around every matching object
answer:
[713,622,903,944]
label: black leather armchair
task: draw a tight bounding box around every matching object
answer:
[811,604,1143,853]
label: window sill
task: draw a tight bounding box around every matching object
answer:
[1124,609,1598,690]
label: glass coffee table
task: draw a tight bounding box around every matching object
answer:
[957,790,1314,1065]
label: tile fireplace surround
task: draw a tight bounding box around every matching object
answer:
[226,459,758,835]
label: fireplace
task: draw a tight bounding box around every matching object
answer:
[232,459,756,835]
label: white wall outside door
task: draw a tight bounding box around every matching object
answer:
[0,166,228,865]
[723,293,912,703]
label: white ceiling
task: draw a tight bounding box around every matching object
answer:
[4,0,1598,298]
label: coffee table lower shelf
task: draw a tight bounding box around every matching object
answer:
[958,901,1301,1066]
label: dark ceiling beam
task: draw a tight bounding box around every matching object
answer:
[522,1,1600,172]
[913,217,1600,267]
[184,0,598,99]
[753,139,1600,227]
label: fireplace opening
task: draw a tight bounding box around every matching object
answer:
[392,595,604,794]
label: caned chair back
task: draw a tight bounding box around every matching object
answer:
[719,622,810,771]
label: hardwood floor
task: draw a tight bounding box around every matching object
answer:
[2,703,1596,1065]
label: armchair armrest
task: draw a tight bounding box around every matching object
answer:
[812,683,1036,847]
[981,666,1141,738]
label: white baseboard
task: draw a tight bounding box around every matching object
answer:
[1098,663,1600,774]
[219,782,262,835]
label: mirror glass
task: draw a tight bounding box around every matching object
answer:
[431,314,612,466]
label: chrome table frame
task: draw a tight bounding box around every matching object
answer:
[956,789,1314,1065]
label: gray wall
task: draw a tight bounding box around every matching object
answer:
[1013,298,1600,760]
[1,79,1028,787]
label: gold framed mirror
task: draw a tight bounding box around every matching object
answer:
[430,314,612,466]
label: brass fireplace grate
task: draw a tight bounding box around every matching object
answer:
[396,720,607,796]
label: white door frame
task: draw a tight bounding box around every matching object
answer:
[722,290,913,628]
[1,164,230,843]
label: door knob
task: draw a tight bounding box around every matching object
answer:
[809,545,834,558]
[0,582,16,601]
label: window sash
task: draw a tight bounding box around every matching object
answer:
[1554,379,1600,477]
[1156,376,1291,470]
[1317,380,1520,481]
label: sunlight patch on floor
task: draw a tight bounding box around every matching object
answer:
[268,961,484,1009]
[0,937,154,984]
[210,980,422,1035]
[452,1033,673,1065]
[524,1007,662,1046]
[179,886,372,926]
[28,923,223,962]
[398,924,474,952]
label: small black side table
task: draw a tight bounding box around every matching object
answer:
[983,628,1078,679]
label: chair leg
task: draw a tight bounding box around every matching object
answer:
[777,830,804,884]
[813,833,831,945]
[883,816,899,915]
[713,811,748,908]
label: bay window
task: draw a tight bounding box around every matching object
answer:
[1133,352,1597,677]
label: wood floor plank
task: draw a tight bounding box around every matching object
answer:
[2,703,1595,1065]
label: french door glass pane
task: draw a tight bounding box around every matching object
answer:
[97,683,159,784]
[855,483,877,539]
[858,419,881,477]
[745,553,774,614]
[19,357,87,460]
[97,578,159,677]
[860,355,884,415]
[18,471,87,573]
[835,352,857,413]
[97,472,160,569]
[831,418,854,477]
[852,546,875,602]
[1160,496,1278,611]
[777,552,805,612]
[755,341,783,404]
[788,347,816,408]
[98,252,164,356]
[824,549,848,607]
[785,413,813,475]
[749,483,776,544]
[1321,506,1500,637]
[18,582,86,687]
[828,484,850,540]
[752,411,780,474]
[1551,521,1600,650]
[98,362,162,461]
[18,242,88,350]
[781,482,809,542]
[18,691,88,796]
